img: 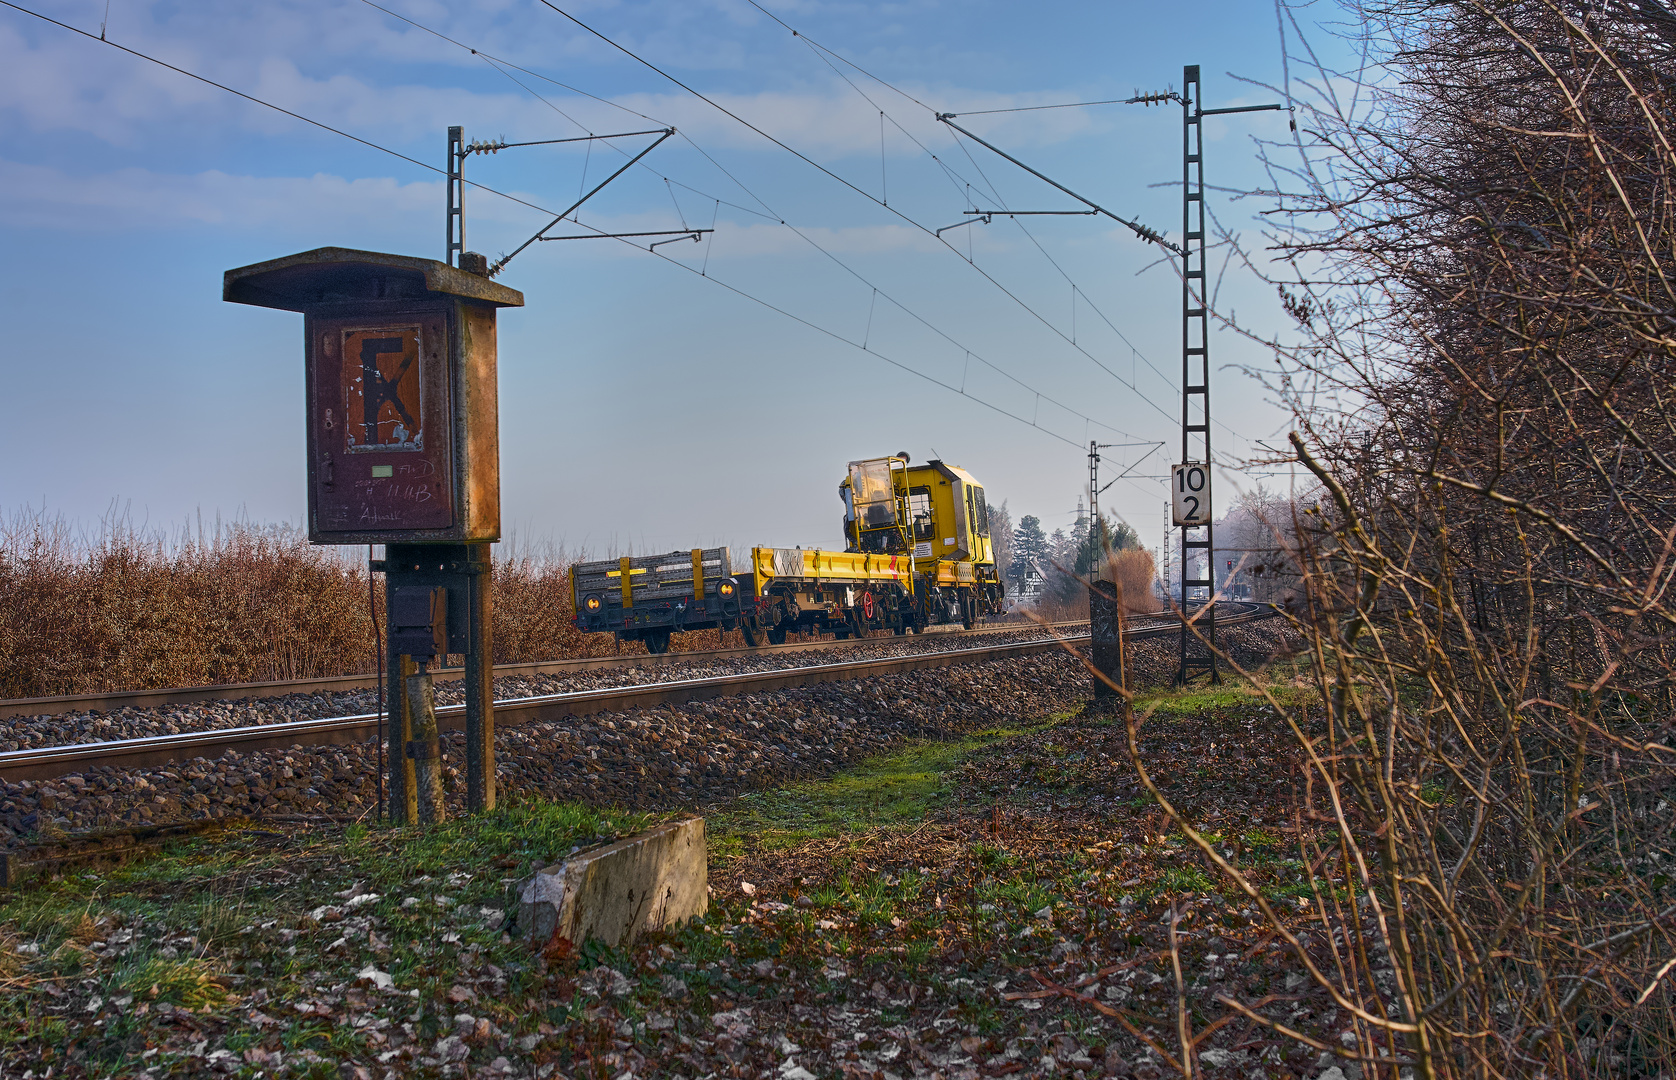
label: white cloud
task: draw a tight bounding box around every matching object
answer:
[0,158,443,231]
[0,6,1120,159]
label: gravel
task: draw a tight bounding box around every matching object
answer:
[0,626,1091,754]
[0,619,1299,850]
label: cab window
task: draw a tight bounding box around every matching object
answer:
[908,487,934,540]
[848,460,898,529]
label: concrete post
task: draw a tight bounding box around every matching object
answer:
[1089,578,1123,700]
[407,666,445,824]
[385,587,417,825]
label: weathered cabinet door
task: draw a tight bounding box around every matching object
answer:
[309,312,455,535]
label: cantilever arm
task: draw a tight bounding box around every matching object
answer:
[490,128,675,276]
[935,115,1184,256]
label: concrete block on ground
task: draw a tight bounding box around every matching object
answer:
[516,817,707,948]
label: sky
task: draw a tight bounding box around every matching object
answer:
[0,0,1341,562]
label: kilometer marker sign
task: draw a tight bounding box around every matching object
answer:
[1172,463,1211,525]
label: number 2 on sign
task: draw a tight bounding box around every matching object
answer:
[1172,463,1211,525]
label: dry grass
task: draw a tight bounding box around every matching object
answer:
[0,509,375,698]
[1104,548,1156,613]
[0,509,693,699]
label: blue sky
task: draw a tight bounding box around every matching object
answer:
[0,0,1336,559]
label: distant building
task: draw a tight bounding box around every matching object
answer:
[1014,563,1047,605]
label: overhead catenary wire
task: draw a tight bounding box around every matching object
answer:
[380,0,1263,472]
[734,4,1254,459]
[528,1,1178,446]
[776,27,1188,423]
[426,5,1147,445]
[348,0,1138,447]
[732,3,1268,460]
[0,0,1113,452]
[531,1,1251,476]
[8,0,1241,471]
[938,94,1183,117]
[0,0,576,228]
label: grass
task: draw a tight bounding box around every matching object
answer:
[708,720,1057,854]
[0,667,1361,1078]
[1130,684,1268,716]
[0,797,654,1074]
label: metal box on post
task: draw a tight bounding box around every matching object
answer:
[223,247,522,544]
[223,247,522,823]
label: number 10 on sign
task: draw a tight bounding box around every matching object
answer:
[1172,463,1211,525]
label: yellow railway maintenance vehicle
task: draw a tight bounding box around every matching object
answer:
[570,453,1003,651]
[839,453,1005,631]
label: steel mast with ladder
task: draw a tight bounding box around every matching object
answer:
[1173,66,1286,685]
[1178,65,1218,684]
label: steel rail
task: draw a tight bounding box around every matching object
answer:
[0,606,1268,783]
[0,618,1111,721]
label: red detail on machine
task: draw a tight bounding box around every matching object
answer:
[863,592,875,620]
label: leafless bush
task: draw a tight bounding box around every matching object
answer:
[1107,547,1159,614]
[0,507,372,697]
[1121,2,1676,1076]
[0,509,652,697]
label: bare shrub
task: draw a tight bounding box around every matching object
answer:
[0,508,371,697]
[0,509,639,696]
[1114,2,1676,1075]
[1105,547,1158,613]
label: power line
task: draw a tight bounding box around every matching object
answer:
[4,0,1239,465]
[565,2,1249,485]
[747,11,1198,432]
[355,0,1144,444]
[3,0,1120,450]
[645,245,1087,448]
[530,4,1175,441]
[941,93,1184,117]
[0,0,565,225]
[0,0,1112,452]
[728,4,1268,457]
[381,11,1243,471]
[356,0,785,227]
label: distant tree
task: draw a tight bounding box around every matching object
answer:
[1049,513,1137,602]
[1009,515,1047,587]
[987,499,1012,586]
[1047,527,1070,571]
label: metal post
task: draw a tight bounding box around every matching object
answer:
[447,125,464,267]
[463,543,495,812]
[1178,65,1219,685]
[1163,500,1171,605]
[381,543,492,822]
[1088,440,1120,700]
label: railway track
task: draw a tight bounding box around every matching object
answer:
[0,618,1101,722]
[0,605,1268,784]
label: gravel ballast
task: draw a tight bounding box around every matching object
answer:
[0,620,1299,848]
[0,627,1092,754]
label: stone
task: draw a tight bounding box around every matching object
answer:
[516,818,707,949]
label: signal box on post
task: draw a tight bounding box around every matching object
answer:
[224,246,522,824]
[222,247,523,544]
